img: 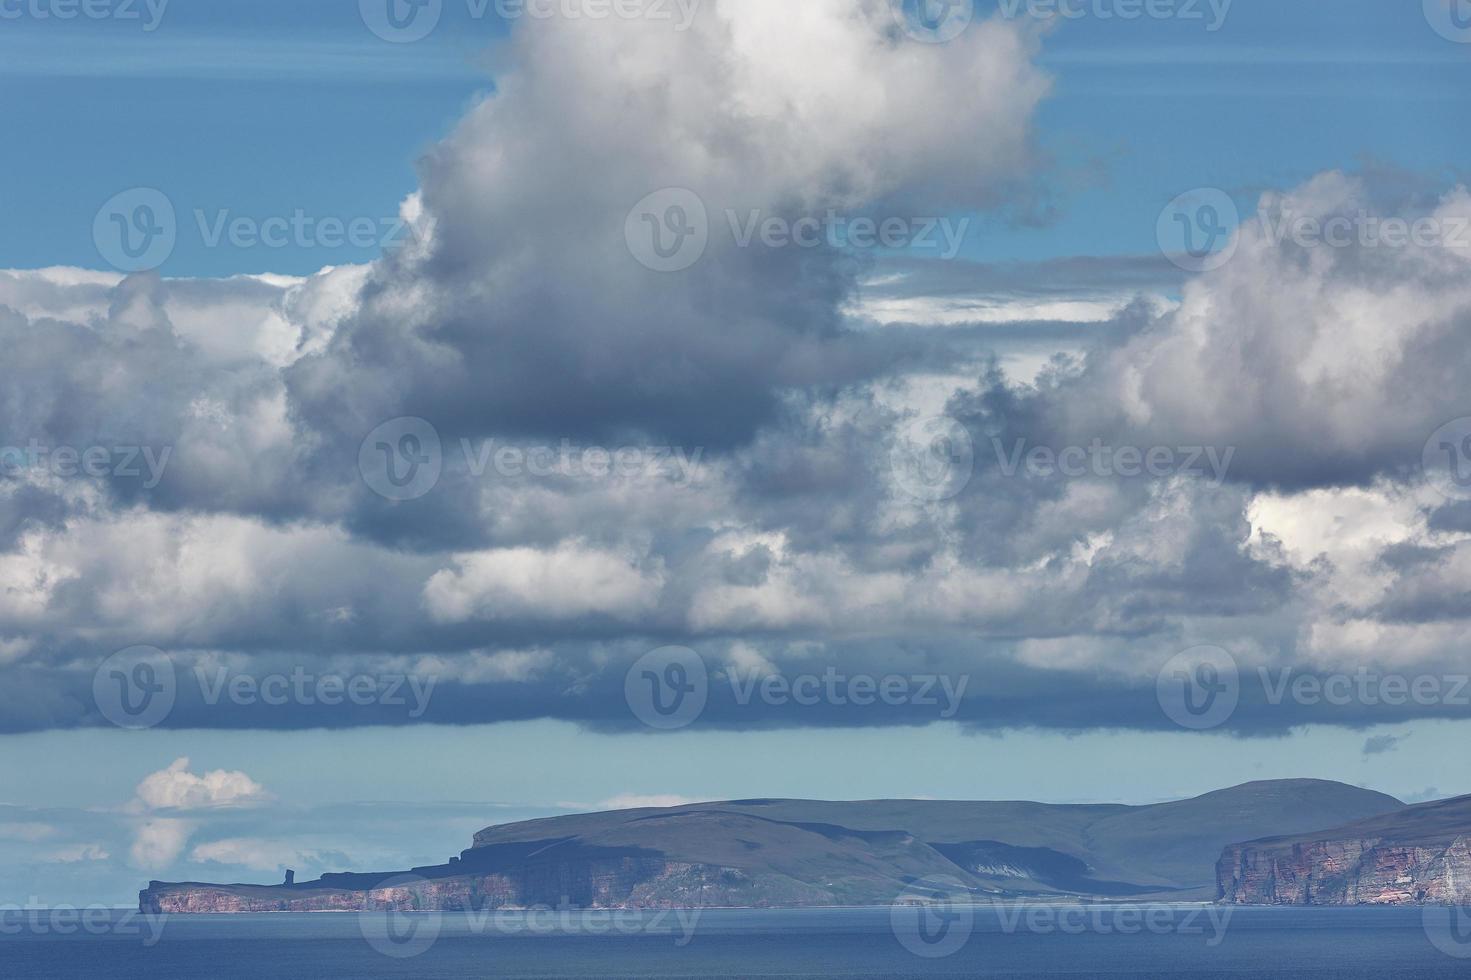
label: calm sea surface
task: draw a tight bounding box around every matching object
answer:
[4,905,1470,978]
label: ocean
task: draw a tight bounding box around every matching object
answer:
[4,905,1470,978]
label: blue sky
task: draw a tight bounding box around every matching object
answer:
[3,1,1468,273]
[4,0,1471,906]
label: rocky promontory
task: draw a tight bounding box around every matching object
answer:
[1217,795,1471,905]
[140,855,808,914]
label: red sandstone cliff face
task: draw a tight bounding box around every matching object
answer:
[1217,836,1471,905]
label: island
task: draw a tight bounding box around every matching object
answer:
[138,779,1471,912]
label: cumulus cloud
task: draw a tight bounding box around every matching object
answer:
[423,543,665,623]
[124,761,272,869]
[132,758,272,811]
[190,838,328,873]
[284,0,1049,457]
[0,7,1468,740]
[130,818,193,869]
[1023,174,1471,492]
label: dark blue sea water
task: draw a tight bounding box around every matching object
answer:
[4,905,1471,978]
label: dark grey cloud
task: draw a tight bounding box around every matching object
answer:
[1362,734,1406,756]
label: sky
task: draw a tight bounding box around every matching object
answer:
[2,0,1471,906]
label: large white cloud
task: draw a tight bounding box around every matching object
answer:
[1038,174,1471,491]
[285,0,1051,452]
[0,7,1467,737]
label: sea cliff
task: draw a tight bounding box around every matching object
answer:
[1216,795,1471,905]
